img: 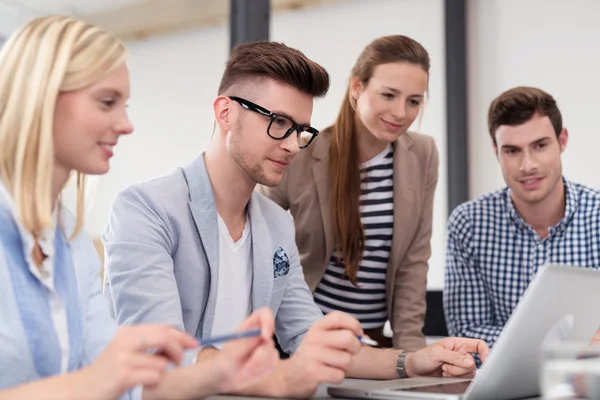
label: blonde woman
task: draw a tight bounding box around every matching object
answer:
[0,16,277,399]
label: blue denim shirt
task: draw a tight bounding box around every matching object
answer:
[0,183,139,399]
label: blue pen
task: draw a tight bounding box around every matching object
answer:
[197,329,379,347]
[197,328,262,346]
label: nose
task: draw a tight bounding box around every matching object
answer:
[519,150,538,173]
[115,112,134,136]
[279,130,300,156]
[391,100,407,120]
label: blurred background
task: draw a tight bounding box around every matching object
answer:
[1,0,599,292]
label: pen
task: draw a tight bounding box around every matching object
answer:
[197,329,380,347]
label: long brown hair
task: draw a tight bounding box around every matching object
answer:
[328,35,430,285]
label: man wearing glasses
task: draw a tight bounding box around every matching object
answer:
[103,42,488,398]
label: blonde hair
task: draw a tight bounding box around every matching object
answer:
[0,15,127,239]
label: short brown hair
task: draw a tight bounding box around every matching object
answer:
[218,41,330,98]
[488,86,562,144]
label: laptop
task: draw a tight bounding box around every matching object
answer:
[328,264,600,400]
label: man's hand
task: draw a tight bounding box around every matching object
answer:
[277,311,363,398]
[405,337,489,379]
[210,307,279,394]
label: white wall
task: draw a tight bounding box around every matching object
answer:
[6,0,599,290]
[64,0,450,289]
[468,0,600,198]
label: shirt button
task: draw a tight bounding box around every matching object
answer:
[538,244,544,250]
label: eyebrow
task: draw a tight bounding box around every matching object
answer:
[500,136,552,150]
[381,85,424,98]
[95,88,124,99]
[271,108,311,127]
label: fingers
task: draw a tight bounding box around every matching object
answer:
[118,354,172,389]
[126,353,171,371]
[433,347,475,372]
[312,347,354,371]
[314,311,363,337]
[439,354,477,377]
[314,329,362,354]
[126,325,197,366]
[441,367,476,379]
[236,307,275,342]
[440,337,490,363]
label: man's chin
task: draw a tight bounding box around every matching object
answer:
[256,172,283,187]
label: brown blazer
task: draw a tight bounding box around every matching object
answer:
[258,131,439,350]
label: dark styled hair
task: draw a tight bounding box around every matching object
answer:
[488,86,562,145]
[218,41,330,98]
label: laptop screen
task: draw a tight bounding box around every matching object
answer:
[392,381,471,395]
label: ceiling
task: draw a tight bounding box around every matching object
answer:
[5,0,146,15]
[1,0,346,41]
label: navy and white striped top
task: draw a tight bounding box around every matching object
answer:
[314,144,394,329]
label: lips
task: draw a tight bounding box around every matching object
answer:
[99,142,116,158]
[381,119,404,131]
[518,176,543,190]
[270,159,289,166]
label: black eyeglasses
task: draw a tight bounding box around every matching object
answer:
[229,96,319,149]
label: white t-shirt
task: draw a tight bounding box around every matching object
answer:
[210,213,253,341]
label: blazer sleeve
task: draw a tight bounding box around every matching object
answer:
[102,185,185,332]
[391,138,439,350]
[70,227,143,400]
[274,237,323,354]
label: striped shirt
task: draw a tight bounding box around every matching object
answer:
[314,144,394,329]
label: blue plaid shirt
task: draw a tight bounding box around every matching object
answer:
[444,178,600,347]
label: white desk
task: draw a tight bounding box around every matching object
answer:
[206,379,542,399]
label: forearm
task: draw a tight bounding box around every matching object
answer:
[0,370,98,400]
[179,347,287,398]
[227,359,289,398]
[347,347,401,380]
[142,364,222,400]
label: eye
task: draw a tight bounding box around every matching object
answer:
[100,98,116,108]
[381,93,394,100]
[273,117,287,127]
[537,142,548,149]
[409,99,422,107]
[503,148,518,155]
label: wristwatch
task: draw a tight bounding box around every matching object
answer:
[396,350,410,379]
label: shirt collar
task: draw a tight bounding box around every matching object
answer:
[505,177,579,235]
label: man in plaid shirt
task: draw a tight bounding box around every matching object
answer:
[444,86,600,348]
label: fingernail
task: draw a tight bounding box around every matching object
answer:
[442,365,447,372]
[463,357,473,366]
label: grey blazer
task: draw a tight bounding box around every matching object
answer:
[103,154,322,353]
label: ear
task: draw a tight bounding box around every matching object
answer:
[558,128,569,153]
[350,77,363,101]
[213,96,232,133]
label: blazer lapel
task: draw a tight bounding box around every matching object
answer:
[389,135,417,279]
[183,154,219,337]
[248,192,274,311]
[312,136,335,267]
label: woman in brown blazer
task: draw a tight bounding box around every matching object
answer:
[259,35,438,351]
